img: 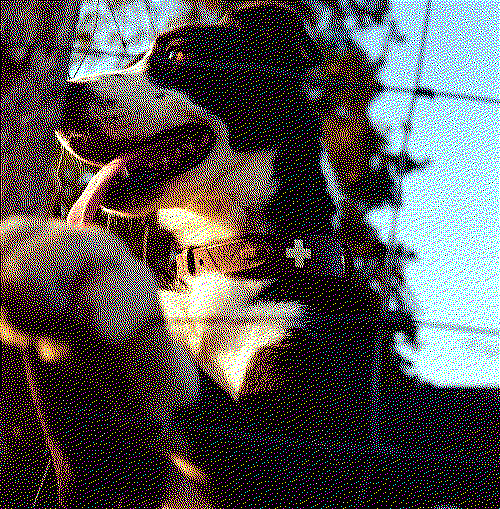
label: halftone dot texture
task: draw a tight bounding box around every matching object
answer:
[2,0,498,508]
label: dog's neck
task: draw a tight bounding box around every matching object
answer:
[154,147,299,398]
[155,148,278,249]
[154,149,347,398]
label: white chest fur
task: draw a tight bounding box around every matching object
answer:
[159,273,305,399]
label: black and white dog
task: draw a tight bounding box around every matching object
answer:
[58,0,353,397]
[2,2,498,507]
[3,2,412,507]
[52,3,385,506]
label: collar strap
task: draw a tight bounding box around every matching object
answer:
[176,236,354,279]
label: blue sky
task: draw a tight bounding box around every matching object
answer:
[72,0,499,387]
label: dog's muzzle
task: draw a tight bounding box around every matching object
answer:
[59,122,216,221]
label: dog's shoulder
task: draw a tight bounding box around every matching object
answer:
[237,273,380,420]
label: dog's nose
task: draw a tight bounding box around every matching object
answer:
[56,81,93,134]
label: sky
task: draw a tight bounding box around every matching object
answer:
[72,0,499,388]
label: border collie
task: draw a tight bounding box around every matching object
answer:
[3,1,430,507]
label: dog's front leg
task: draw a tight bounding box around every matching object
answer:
[1,216,200,507]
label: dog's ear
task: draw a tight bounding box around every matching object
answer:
[230,1,323,69]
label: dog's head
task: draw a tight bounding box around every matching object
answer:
[55,2,325,217]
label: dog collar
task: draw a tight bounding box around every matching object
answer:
[176,236,354,279]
